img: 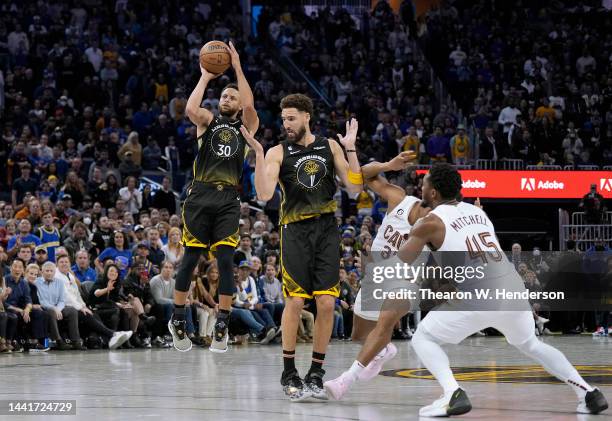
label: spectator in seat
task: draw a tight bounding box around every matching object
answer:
[0,274,18,352]
[119,176,142,215]
[35,212,60,261]
[234,233,254,266]
[236,260,277,332]
[151,176,176,215]
[450,124,470,165]
[35,262,77,350]
[161,227,183,265]
[579,184,606,224]
[11,163,37,208]
[90,263,153,348]
[479,127,503,162]
[151,261,195,340]
[54,254,106,350]
[142,137,162,170]
[257,263,284,326]
[71,250,97,284]
[231,266,277,344]
[63,222,93,259]
[95,230,132,277]
[145,227,165,270]
[190,263,219,345]
[118,132,142,167]
[426,126,450,163]
[7,219,41,257]
[4,258,47,351]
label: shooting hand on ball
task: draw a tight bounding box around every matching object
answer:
[227,41,242,70]
[200,65,222,81]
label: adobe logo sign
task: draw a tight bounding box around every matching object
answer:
[462,179,486,189]
[520,178,565,191]
[521,178,535,191]
[415,170,612,199]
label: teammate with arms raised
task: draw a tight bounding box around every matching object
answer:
[240,94,363,401]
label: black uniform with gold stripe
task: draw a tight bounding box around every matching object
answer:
[181,115,245,251]
[278,135,340,299]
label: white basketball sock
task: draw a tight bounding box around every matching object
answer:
[347,360,365,381]
[412,328,460,395]
[515,336,594,399]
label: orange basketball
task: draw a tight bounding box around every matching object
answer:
[199,41,231,74]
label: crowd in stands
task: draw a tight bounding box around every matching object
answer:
[421,0,612,167]
[0,0,611,353]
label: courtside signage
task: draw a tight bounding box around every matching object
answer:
[415,170,612,198]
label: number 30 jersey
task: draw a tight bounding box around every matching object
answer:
[193,115,246,186]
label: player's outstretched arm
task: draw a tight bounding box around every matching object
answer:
[185,66,220,131]
[361,151,417,210]
[240,126,281,201]
[331,118,363,194]
[228,41,259,134]
[397,214,444,264]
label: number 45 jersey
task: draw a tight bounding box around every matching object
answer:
[430,201,521,291]
[193,115,246,186]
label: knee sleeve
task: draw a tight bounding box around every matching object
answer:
[175,246,203,292]
[216,245,235,297]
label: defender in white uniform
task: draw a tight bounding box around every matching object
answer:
[324,152,430,400]
[400,164,607,417]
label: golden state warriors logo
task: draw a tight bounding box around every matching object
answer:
[296,156,327,189]
[211,127,239,159]
[382,365,612,385]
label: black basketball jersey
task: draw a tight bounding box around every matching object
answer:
[193,115,246,185]
[278,136,337,225]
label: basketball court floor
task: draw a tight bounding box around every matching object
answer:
[2,336,611,420]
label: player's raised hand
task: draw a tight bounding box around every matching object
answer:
[388,151,417,171]
[337,118,359,149]
[200,65,223,81]
[227,41,241,70]
[240,126,264,154]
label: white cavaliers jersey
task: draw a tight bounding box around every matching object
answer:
[371,195,421,254]
[430,201,501,252]
[355,195,421,321]
[430,201,523,297]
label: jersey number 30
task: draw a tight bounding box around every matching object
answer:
[217,144,232,157]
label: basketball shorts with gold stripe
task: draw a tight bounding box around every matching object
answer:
[280,213,340,299]
[181,181,240,251]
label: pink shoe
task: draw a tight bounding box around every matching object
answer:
[358,343,398,381]
[324,372,355,401]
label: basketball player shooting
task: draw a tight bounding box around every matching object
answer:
[168,41,259,353]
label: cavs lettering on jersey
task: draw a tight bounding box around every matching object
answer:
[278,136,336,225]
[371,195,420,258]
[193,115,246,185]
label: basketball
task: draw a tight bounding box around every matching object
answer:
[199,41,231,74]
